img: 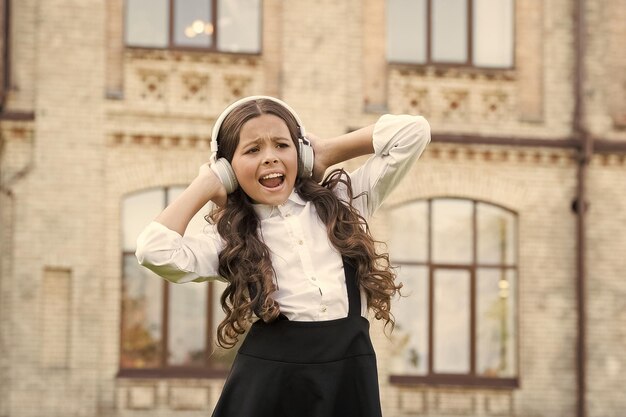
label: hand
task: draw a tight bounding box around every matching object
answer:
[198,163,228,207]
[306,133,329,182]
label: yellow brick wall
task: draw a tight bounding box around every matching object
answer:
[1,0,625,416]
[586,156,626,417]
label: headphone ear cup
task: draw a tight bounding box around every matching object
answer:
[298,140,315,179]
[210,158,239,194]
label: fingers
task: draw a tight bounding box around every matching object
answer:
[198,163,228,206]
[198,162,213,178]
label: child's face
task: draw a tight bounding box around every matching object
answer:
[231,113,298,205]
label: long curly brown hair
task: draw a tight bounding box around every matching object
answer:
[207,98,401,348]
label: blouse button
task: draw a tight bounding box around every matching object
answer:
[298,240,304,245]
[320,305,327,312]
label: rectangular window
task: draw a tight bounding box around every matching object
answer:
[125,0,169,48]
[121,254,164,368]
[125,0,262,53]
[432,0,467,63]
[390,265,429,375]
[167,282,208,367]
[433,268,470,373]
[386,0,514,68]
[476,268,517,377]
[432,199,473,264]
[473,0,514,67]
[174,0,213,48]
[386,0,427,64]
[217,0,262,53]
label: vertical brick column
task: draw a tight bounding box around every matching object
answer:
[7,0,106,415]
[516,0,545,123]
[362,0,388,112]
[105,0,124,98]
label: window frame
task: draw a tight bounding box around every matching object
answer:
[123,0,264,55]
[0,0,9,108]
[387,0,516,70]
[118,186,229,379]
[388,198,520,388]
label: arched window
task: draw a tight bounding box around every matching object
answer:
[119,186,233,378]
[388,198,518,387]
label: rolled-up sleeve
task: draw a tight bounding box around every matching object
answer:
[135,221,225,284]
[349,114,431,217]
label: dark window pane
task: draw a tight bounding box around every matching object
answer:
[433,268,470,373]
[121,254,163,368]
[167,282,207,366]
[477,268,517,377]
[386,0,427,63]
[389,201,428,263]
[390,265,429,375]
[473,0,514,67]
[477,203,516,265]
[174,0,213,48]
[125,0,169,48]
[122,189,164,252]
[209,281,240,369]
[432,0,468,63]
[432,199,473,264]
[217,0,261,53]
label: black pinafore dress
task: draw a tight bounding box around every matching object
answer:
[211,260,383,417]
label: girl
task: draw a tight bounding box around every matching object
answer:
[136,96,430,417]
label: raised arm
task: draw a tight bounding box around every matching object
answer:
[135,165,227,284]
[312,124,376,180]
[311,114,431,217]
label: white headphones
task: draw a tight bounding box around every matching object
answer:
[209,95,315,194]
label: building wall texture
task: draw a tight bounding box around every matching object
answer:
[0,0,624,416]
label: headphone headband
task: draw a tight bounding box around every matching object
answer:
[208,95,314,193]
[210,95,306,163]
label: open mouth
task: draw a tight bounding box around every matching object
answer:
[259,172,285,189]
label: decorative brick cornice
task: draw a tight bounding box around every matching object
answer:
[106,132,210,150]
[424,142,577,166]
[125,48,261,67]
[389,65,516,82]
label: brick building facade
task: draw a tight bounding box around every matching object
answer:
[0,0,625,416]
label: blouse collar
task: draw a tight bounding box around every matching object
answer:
[252,190,307,220]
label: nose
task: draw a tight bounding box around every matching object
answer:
[262,149,279,165]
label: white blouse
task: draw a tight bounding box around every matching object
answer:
[136,114,431,321]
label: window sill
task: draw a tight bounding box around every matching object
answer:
[124,46,262,63]
[388,62,516,81]
[0,111,35,121]
[117,367,229,380]
[390,374,519,389]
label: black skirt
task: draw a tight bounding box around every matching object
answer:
[211,261,382,417]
